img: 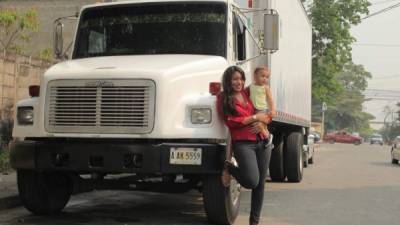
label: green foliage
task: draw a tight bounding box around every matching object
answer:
[397,102,400,122]
[36,48,54,62]
[323,62,374,132]
[0,148,11,173]
[0,8,39,54]
[358,126,374,140]
[380,104,400,143]
[309,0,370,104]
[307,1,374,134]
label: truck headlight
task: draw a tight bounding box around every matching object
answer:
[17,107,34,125]
[191,108,212,124]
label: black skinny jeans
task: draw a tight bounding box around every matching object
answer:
[228,140,272,224]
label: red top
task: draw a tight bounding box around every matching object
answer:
[217,90,266,141]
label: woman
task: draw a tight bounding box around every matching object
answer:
[217,66,273,225]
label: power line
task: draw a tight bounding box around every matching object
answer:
[364,92,400,95]
[365,97,400,101]
[364,89,400,99]
[371,0,400,5]
[365,94,400,98]
[353,43,400,47]
[363,2,400,19]
[371,74,400,79]
[365,88,400,93]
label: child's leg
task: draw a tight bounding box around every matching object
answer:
[260,124,269,138]
[255,110,269,138]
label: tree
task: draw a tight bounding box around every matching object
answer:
[381,104,400,144]
[0,8,39,54]
[324,63,374,133]
[308,0,370,105]
[397,102,400,122]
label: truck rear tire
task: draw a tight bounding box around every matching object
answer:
[269,136,286,182]
[285,132,304,183]
[202,175,240,225]
[17,170,72,215]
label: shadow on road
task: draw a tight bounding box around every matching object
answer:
[5,191,211,225]
[368,161,400,168]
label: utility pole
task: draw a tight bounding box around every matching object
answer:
[321,102,327,139]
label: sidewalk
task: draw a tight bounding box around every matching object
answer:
[0,171,20,210]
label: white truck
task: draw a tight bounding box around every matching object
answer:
[10,0,311,224]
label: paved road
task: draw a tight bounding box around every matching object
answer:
[0,143,399,225]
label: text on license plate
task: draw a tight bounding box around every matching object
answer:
[169,148,202,165]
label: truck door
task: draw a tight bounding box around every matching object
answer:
[232,12,251,81]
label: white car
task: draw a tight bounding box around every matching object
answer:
[391,136,400,164]
[303,134,316,168]
[370,134,384,145]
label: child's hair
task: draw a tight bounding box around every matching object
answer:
[254,66,269,76]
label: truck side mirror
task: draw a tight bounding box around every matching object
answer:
[264,13,279,51]
[54,21,64,59]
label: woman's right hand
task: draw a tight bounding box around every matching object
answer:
[256,113,272,124]
[250,122,265,134]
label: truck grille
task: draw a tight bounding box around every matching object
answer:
[45,79,155,134]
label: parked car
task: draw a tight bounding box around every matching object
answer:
[370,134,384,145]
[352,132,364,143]
[391,136,400,164]
[323,131,362,145]
[303,134,316,168]
[312,132,321,142]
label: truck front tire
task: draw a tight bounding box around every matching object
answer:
[269,136,286,182]
[17,170,72,214]
[285,132,304,183]
[202,175,240,225]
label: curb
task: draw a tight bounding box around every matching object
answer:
[0,195,21,211]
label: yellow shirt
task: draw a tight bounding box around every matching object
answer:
[249,84,268,110]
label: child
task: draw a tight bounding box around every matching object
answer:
[249,67,276,137]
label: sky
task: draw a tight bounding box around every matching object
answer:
[351,0,400,127]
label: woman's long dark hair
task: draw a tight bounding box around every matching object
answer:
[221,66,246,116]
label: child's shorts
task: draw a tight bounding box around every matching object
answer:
[255,109,270,114]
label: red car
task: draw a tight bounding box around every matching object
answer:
[324,132,362,145]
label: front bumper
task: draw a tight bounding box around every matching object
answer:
[10,139,225,174]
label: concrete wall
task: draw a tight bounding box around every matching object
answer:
[0,52,52,117]
[0,0,99,118]
[0,0,97,55]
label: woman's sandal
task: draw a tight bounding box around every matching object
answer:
[221,160,234,187]
[221,168,231,187]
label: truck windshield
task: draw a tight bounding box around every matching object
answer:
[73,3,227,59]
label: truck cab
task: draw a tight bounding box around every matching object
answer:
[10,0,311,224]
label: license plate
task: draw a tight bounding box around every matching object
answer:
[169,147,202,165]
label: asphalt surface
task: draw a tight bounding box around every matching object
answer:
[0,143,399,225]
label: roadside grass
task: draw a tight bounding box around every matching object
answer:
[0,147,11,173]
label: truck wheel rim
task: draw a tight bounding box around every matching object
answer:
[229,179,240,205]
